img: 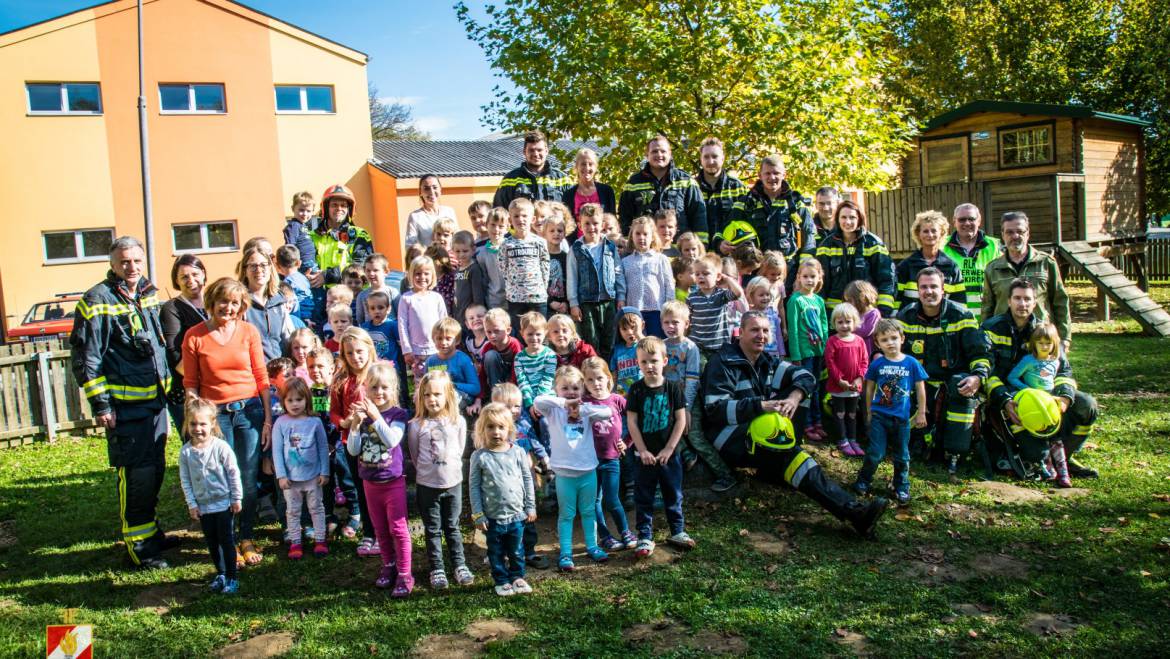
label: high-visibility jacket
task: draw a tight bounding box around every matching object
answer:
[895,249,967,310]
[941,231,1001,314]
[726,180,814,258]
[697,170,747,250]
[492,162,572,209]
[619,161,708,242]
[981,311,1077,409]
[70,272,170,417]
[311,220,373,287]
[816,229,896,316]
[895,299,991,384]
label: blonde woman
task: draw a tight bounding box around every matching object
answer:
[896,210,967,310]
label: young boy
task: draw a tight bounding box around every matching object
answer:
[609,309,645,397]
[360,290,400,365]
[305,347,358,537]
[491,382,551,570]
[626,336,693,557]
[543,209,572,316]
[514,312,558,419]
[341,265,365,317]
[672,257,695,302]
[283,191,318,274]
[276,245,314,327]
[568,204,625,361]
[686,253,744,357]
[654,209,680,258]
[451,231,484,325]
[356,253,396,327]
[855,319,928,505]
[278,282,307,330]
[480,308,524,393]
[318,284,354,338]
[425,317,480,409]
[498,198,550,332]
[661,301,736,492]
[324,304,352,355]
[476,207,510,310]
[468,199,492,247]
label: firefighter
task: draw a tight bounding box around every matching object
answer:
[71,236,173,569]
[311,183,373,288]
[723,155,814,260]
[492,129,571,208]
[816,200,897,316]
[619,135,708,242]
[896,210,967,311]
[941,203,1002,316]
[695,136,747,253]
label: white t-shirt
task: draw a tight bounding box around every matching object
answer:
[405,206,456,248]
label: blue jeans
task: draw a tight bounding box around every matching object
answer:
[555,472,599,557]
[858,411,910,493]
[800,357,823,426]
[486,519,526,585]
[216,397,264,542]
[633,451,684,539]
[594,458,629,540]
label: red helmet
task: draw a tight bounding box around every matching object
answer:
[320,183,357,218]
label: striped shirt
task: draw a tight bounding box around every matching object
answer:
[514,345,557,408]
[687,287,735,350]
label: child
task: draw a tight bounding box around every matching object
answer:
[468,199,492,246]
[476,207,510,310]
[306,347,357,536]
[676,231,706,261]
[733,243,764,286]
[626,337,693,557]
[322,283,355,339]
[721,257,745,337]
[356,253,396,327]
[609,309,645,397]
[758,251,789,339]
[469,402,537,596]
[547,314,598,368]
[463,304,489,392]
[499,197,551,331]
[398,255,448,384]
[844,280,881,357]
[672,257,695,302]
[480,308,524,392]
[287,328,320,390]
[361,291,400,365]
[661,300,736,492]
[580,358,635,551]
[425,244,457,314]
[342,265,365,307]
[279,282,307,331]
[451,231,484,325]
[567,203,625,362]
[787,259,829,441]
[425,317,481,409]
[276,245,314,327]
[1008,322,1071,486]
[744,277,784,358]
[345,362,413,595]
[603,212,627,253]
[534,366,613,571]
[491,383,549,570]
[623,216,674,338]
[431,217,457,254]
[855,319,928,504]
[331,327,380,557]
[543,207,573,315]
[824,303,869,457]
[324,304,352,355]
[654,209,680,258]
[407,371,474,589]
[515,312,558,419]
[179,398,243,594]
[283,190,318,274]
[686,253,744,357]
[272,377,330,559]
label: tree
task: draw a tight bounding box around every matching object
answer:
[369,83,430,141]
[455,0,915,192]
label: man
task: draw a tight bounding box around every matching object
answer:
[723,155,815,259]
[812,186,840,243]
[492,130,571,209]
[694,137,746,251]
[702,311,888,538]
[941,203,1001,315]
[619,135,708,242]
[895,267,991,476]
[982,279,1099,477]
[71,237,173,569]
[981,211,1071,346]
[311,183,373,289]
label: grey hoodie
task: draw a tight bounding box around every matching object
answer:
[179,437,243,514]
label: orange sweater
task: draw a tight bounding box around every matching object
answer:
[182,321,270,404]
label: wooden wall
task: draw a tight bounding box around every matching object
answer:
[1081,119,1144,241]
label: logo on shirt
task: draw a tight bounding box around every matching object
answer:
[911,340,924,355]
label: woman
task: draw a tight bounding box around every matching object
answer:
[895,210,967,310]
[160,254,208,432]
[564,148,616,221]
[235,244,291,360]
[404,174,456,249]
[182,277,272,566]
[815,200,896,317]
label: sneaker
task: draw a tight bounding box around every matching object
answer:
[836,439,854,455]
[391,575,414,598]
[453,565,475,586]
[895,491,911,505]
[586,546,609,563]
[851,496,890,540]
[137,556,169,570]
[494,583,516,597]
[634,539,655,558]
[221,578,239,595]
[208,574,226,592]
[287,543,303,560]
[1056,475,1073,488]
[848,440,864,456]
[313,542,329,558]
[853,481,870,496]
[600,536,624,552]
[375,565,396,589]
[710,476,738,493]
[357,538,380,557]
[1067,458,1098,479]
[334,485,347,506]
[430,569,449,590]
[805,426,825,442]
[526,554,551,570]
[622,530,638,550]
[326,521,339,537]
[667,532,696,549]
[511,578,533,594]
[558,555,576,572]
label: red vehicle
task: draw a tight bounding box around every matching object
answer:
[7,293,81,343]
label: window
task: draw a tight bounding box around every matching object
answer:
[159,84,226,113]
[274,85,334,113]
[26,83,102,114]
[999,124,1054,168]
[172,221,237,254]
[922,136,969,184]
[42,229,114,264]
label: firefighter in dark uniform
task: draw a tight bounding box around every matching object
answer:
[492,129,571,208]
[724,155,815,260]
[702,311,889,538]
[696,136,747,253]
[982,278,1099,477]
[71,236,173,569]
[895,267,991,476]
[618,135,708,242]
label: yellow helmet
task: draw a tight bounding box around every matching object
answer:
[748,412,796,453]
[1013,388,1062,438]
[722,220,758,247]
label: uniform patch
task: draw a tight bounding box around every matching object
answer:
[912,340,925,354]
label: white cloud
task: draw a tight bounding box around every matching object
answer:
[415,116,452,138]
[380,95,425,107]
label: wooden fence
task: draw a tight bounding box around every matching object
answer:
[864,182,987,256]
[0,337,98,448]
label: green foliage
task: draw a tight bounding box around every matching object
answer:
[455,0,915,192]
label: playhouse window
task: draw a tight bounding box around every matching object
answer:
[999,125,1053,167]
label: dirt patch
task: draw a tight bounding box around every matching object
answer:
[412,618,523,658]
[950,603,997,621]
[1024,613,1080,637]
[742,531,790,557]
[832,628,872,656]
[968,481,1047,504]
[902,546,969,583]
[969,553,1031,580]
[623,618,747,655]
[631,546,682,570]
[133,583,193,615]
[1047,487,1091,499]
[936,503,1000,526]
[0,520,16,549]
[215,631,295,658]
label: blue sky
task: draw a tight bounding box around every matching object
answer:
[0,0,504,139]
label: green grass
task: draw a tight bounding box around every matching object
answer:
[2,287,1169,657]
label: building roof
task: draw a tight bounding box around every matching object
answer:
[371,139,606,178]
[923,100,1152,132]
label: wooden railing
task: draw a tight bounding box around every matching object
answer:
[0,337,98,448]
[864,182,987,256]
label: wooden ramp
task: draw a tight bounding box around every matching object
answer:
[1058,241,1170,337]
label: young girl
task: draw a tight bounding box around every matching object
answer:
[398,255,449,384]
[787,259,829,441]
[179,398,243,594]
[288,328,319,382]
[676,232,706,261]
[823,303,869,457]
[1008,323,1071,486]
[547,314,598,369]
[609,310,645,397]
[272,377,330,559]
[535,366,613,571]
[346,363,413,594]
[331,327,378,555]
[622,216,674,338]
[425,244,456,315]
[469,402,537,597]
[758,250,788,337]
[844,280,881,357]
[542,205,574,315]
[603,212,627,253]
[580,358,635,552]
[744,277,785,357]
[407,371,474,589]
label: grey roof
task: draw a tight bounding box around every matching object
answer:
[371,139,606,178]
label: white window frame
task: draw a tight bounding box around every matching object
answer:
[274,85,335,114]
[171,221,238,255]
[26,82,103,115]
[42,228,115,264]
[158,83,226,115]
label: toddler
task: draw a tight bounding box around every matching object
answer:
[288,328,319,381]
[609,309,646,397]
[686,253,744,357]
[547,314,598,368]
[542,205,573,315]
[356,253,396,327]
[824,303,869,457]
[179,398,242,594]
[654,209,680,258]
[580,358,635,551]
[515,312,558,419]
[282,190,318,274]
[1009,322,1071,486]
[425,316,480,410]
[272,378,330,559]
[361,290,401,365]
[676,231,706,261]
[844,280,881,356]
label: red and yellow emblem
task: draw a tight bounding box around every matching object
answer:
[46,624,92,659]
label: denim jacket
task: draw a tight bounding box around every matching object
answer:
[569,238,625,306]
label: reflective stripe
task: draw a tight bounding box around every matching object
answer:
[825,297,843,308]
[124,521,158,540]
[734,380,754,392]
[946,411,975,424]
[118,468,139,565]
[969,358,990,371]
[1071,425,1092,436]
[877,294,895,307]
[623,183,654,193]
[83,376,108,397]
[944,283,966,294]
[770,361,792,391]
[704,393,731,406]
[816,247,843,257]
[784,451,815,486]
[712,425,737,450]
[862,245,888,257]
[107,382,162,401]
[1053,377,1077,389]
[986,332,1011,346]
[985,376,1004,393]
[725,402,739,425]
[1009,423,1025,433]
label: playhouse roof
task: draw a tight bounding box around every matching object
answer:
[924,100,1151,132]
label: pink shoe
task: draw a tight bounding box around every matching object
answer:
[836,440,854,455]
[805,426,825,442]
[334,486,346,507]
[375,564,396,589]
[313,541,329,558]
[391,574,414,598]
[848,440,864,456]
[357,538,381,557]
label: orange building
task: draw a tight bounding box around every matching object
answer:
[0,0,373,337]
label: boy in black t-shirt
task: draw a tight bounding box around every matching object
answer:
[626,336,694,558]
